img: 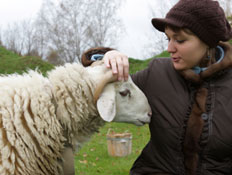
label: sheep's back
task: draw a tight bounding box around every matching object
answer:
[0,71,64,175]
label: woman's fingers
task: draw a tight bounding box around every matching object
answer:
[110,58,118,74]
[103,50,129,81]
[122,56,129,81]
[116,56,124,81]
[103,54,111,68]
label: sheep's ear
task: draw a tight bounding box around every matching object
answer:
[96,85,116,122]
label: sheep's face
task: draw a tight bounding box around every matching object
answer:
[96,77,151,126]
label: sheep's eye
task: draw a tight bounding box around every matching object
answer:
[119,89,131,97]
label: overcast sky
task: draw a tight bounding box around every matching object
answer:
[0,0,42,27]
[0,0,175,59]
[0,0,229,59]
[0,0,178,59]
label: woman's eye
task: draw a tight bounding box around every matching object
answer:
[176,40,185,44]
[165,37,170,42]
[165,37,185,43]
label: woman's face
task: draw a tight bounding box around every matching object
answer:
[165,27,208,70]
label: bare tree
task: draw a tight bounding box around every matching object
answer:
[36,0,123,63]
[86,0,122,47]
[46,49,65,65]
[0,27,3,47]
[21,19,36,56]
[1,0,123,62]
[225,0,232,16]
[1,19,38,56]
[3,23,23,55]
[33,9,50,58]
[217,0,232,17]
[142,0,177,58]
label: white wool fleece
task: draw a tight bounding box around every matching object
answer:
[0,64,101,175]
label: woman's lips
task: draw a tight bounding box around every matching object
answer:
[172,57,180,62]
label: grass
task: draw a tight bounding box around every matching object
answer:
[0,46,54,75]
[75,123,150,175]
[129,51,170,74]
[0,46,170,175]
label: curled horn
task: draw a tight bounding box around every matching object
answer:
[93,70,117,104]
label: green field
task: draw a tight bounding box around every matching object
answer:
[75,123,150,175]
[0,46,54,75]
[0,46,170,175]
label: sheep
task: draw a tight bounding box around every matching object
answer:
[0,61,151,175]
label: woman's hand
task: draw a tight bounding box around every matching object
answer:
[103,50,129,81]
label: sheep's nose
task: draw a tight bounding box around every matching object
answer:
[148,112,152,117]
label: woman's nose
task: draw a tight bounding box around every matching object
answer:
[167,40,176,53]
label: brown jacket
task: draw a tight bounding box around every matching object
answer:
[130,57,232,175]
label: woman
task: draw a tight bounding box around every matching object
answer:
[82,0,232,174]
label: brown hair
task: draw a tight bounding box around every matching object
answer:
[165,25,194,35]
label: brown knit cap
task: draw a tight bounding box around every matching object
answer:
[151,0,232,47]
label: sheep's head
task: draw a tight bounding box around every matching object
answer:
[96,77,152,126]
